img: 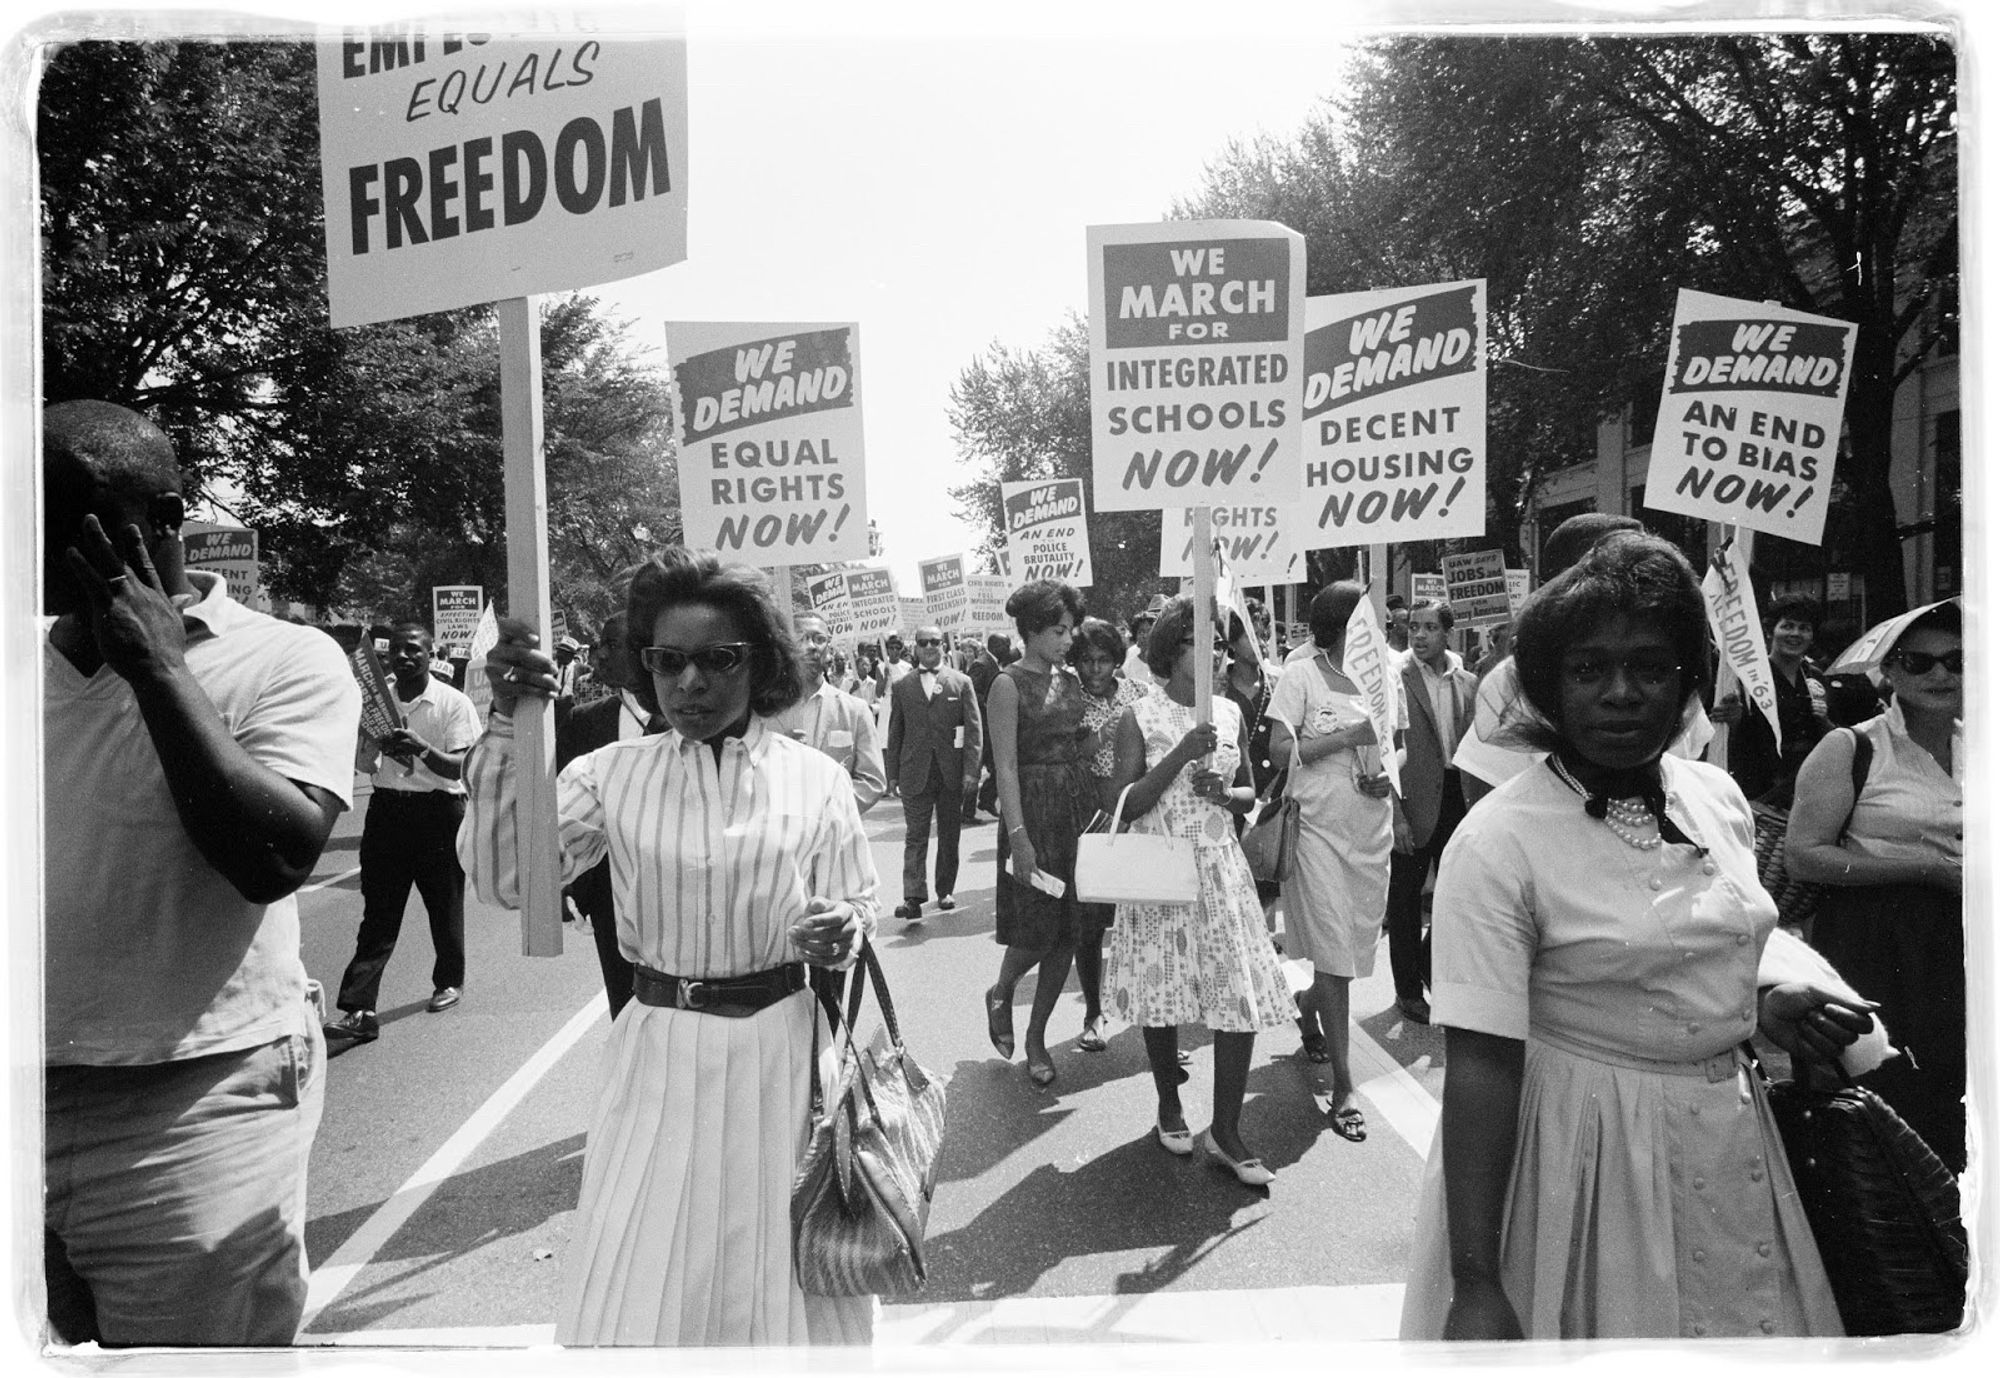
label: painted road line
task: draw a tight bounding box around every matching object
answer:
[300,865,362,894]
[299,993,607,1330]
[1348,1018,1440,1160]
[302,1282,1408,1347]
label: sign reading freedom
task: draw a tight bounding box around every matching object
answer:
[316,27,688,327]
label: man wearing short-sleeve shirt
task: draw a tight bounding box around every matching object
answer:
[42,402,360,1345]
[325,622,482,1042]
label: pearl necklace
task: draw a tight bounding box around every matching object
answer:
[1549,755,1667,851]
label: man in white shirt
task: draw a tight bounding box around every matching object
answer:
[1121,594,1166,684]
[771,611,886,814]
[325,621,482,1044]
[42,401,360,1345]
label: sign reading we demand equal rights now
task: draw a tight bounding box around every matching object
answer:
[1301,280,1487,546]
[666,323,872,564]
[1643,289,1857,545]
[1088,221,1306,511]
[317,28,688,327]
[1001,478,1093,585]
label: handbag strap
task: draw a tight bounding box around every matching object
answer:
[807,939,899,1123]
[1111,782,1140,832]
[1267,712,1303,799]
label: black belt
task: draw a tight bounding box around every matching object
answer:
[630,963,807,1017]
[372,789,464,804]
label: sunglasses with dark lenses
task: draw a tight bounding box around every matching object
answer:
[915,637,942,648]
[1888,648,1963,675]
[639,643,754,676]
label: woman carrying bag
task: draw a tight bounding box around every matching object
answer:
[1104,597,1295,1185]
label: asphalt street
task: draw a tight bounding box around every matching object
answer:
[293,775,1449,1349]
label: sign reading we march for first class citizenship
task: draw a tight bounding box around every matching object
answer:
[667,323,871,563]
[1088,221,1306,511]
[1643,289,1857,545]
[317,27,688,327]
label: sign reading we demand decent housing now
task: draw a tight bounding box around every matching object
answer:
[318,29,688,327]
[1643,289,1857,545]
[1088,221,1306,512]
[667,323,872,564]
[1301,280,1487,546]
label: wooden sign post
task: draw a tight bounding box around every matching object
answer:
[1192,507,1215,727]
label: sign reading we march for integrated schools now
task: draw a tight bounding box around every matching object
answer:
[317,28,688,327]
[1088,221,1306,511]
[843,565,901,638]
[1644,289,1856,545]
[667,323,871,563]
[1001,478,1092,585]
[1301,280,1486,546]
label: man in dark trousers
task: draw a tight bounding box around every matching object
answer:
[966,631,1005,819]
[325,621,481,1045]
[1386,598,1478,1024]
[885,623,983,921]
[554,611,650,1019]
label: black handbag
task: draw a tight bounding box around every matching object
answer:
[1759,1064,1967,1335]
[1748,727,1872,939]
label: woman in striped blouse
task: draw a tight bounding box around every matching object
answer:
[462,550,879,1347]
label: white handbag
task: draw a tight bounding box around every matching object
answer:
[1073,784,1200,906]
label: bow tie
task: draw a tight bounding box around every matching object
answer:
[919,667,937,677]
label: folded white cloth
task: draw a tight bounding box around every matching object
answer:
[1758,926,1895,1076]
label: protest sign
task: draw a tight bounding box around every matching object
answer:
[1160,503,1303,585]
[182,525,259,606]
[464,600,500,719]
[348,638,405,745]
[967,573,1013,639]
[1505,568,1530,615]
[1300,280,1486,548]
[1087,220,1306,511]
[1643,289,1857,544]
[843,564,900,638]
[919,554,971,632]
[1410,572,1446,604]
[432,584,483,656]
[317,28,688,328]
[1442,549,1511,627]
[1703,541,1782,743]
[804,570,856,643]
[899,597,930,636]
[1001,478,1093,585]
[1341,594,1401,797]
[666,322,870,563]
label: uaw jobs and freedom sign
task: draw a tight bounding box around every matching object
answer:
[318,29,689,327]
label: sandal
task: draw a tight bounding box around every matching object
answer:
[1329,1104,1368,1142]
[1299,1032,1329,1064]
[985,985,1014,1060]
[1076,1018,1107,1052]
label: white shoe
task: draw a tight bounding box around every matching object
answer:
[1198,1129,1275,1186]
[1156,1122,1195,1156]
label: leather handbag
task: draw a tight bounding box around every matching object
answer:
[1749,728,1872,939]
[1073,784,1201,906]
[1239,721,1302,884]
[792,942,947,1297]
[1758,1062,1967,1334]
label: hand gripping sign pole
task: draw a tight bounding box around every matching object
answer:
[499,298,563,958]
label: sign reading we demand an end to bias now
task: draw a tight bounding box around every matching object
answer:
[317,26,688,327]
[1302,280,1486,546]
[1001,478,1092,586]
[667,323,871,563]
[1644,289,1857,544]
[1088,221,1306,511]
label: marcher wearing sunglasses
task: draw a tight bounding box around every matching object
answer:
[1886,647,1963,676]
[638,642,755,677]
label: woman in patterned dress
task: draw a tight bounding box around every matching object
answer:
[1106,597,1296,1185]
[1070,617,1151,1052]
[985,579,1099,1088]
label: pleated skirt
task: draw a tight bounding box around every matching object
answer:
[1399,1037,1842,1341]
[555,990,875,1346]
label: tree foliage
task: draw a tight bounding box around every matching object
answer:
[37,38,682,629]
[947,316,1165,621]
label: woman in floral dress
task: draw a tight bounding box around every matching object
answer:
[1106,597,1295,1185]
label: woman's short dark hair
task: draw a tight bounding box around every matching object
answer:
[1070,617,1126,665]
[1146,596,1225,678]
[1766,596,1824,632]
[1309,581,1365,649]
[1512,531,1710,737]
[625,547,806,717]
[1007,579,1085,638]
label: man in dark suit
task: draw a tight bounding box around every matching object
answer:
[554,611,649,1018]
[885,624,983,921]
[1387,598,1478,1025]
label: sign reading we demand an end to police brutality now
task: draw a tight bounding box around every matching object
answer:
[1301,280,1486,546]
[1643,289,1857,544]
[1001,478,1093,586]
[1088,221,1306,511]
[667,323,871,563]
[317,28,688,327]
